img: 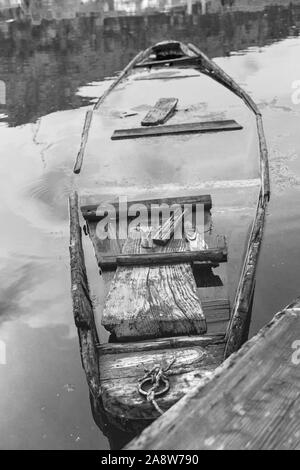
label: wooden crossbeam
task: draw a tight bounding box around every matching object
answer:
[111,120,242,140]
[134,56,201,68]
[98,334,225,355]
[81,194,212,221]
[98,246,227,270]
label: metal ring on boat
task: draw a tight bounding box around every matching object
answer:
[138,377,170,398]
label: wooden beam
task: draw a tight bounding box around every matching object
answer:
[126,306,300,450]
[141,98,178,126]
[73,109,93,174]
[257,114,270,200]
[98,335,225,355]
[81,194,212,221]
[111,120,242,140]
[225,197,265,358]
[99,258,221,272]
[99,247,227,269]
[68,192,100,398]
[134,56,201,68]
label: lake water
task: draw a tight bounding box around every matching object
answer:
[1,2,300,450]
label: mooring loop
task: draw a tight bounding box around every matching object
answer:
[138,358,175,415]
[138,376,170,398]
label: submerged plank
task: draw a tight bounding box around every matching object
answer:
[102,238,207,341]
[111,120,242,140]
[127,306,300,450]
[141,98,178,126]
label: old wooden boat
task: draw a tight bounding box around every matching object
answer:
[69,41,270,448]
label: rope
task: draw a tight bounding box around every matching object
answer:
[138,358,175,415]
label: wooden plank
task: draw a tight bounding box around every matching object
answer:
[142,98,178,126]
[101,247,227,268]
[126,306,300,450]
[98,233,227,270]
[135,73,200,81]
[81,194,212,221]
[134,56,200,68]
[71,108,99,175]
[257,114,270,200]
[202,299,230,323]
[102,237,207,341]
[111,120,242,140]
[101,344,225,382]
[98,335,225,355]
[68,192,100,397]
[73,109,93,174]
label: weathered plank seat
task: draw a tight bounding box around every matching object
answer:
[102,237,207,341]
[99,335,225,422]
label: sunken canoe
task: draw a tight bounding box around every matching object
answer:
[69,41,270,449]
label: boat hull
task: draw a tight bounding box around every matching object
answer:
[69,41,269,447]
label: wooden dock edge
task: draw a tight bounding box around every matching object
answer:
[125,301,300,450]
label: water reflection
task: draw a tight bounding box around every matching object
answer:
[1,3,300,126]
[1,0,300,450]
